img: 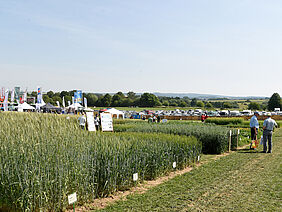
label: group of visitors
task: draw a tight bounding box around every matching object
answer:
[78,112,100,131]
[148,115,161,123]
[250,112,278,153]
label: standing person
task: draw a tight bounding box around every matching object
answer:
[78,112,86,130]
[249,111,259,149]
[262,113,278,153]
[157,115,161,123]
[201,114,205,122]
[250,111,260,139]
[94,114,100,131]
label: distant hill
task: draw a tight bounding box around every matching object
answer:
[152,92,267,100]
[97,92,267,100]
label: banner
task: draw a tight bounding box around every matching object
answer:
[0,87,5,102]
[14,87,20,103]
[23,89,27,102]
[4,89,9,111]
[4,89,9,103]
[84,97,87,108]
[11,89,15,103]
[62,96,65,108]
[86,112,96,131]
[37,87,42,104]
[100,113,113,132]
[74,90,82,103]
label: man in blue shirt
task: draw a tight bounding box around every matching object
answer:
[262,113,278,153]
[250,111,259,142]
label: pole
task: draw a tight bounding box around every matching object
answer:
[229,130,232,152]
[73,203,75,212]
[237,129,239,150]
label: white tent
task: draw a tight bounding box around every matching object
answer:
[83,107,94,112]
[17,102,36,112]
[66,102,84,110]
[106,108,124,119]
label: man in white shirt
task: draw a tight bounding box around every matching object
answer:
[78,112,86,130]
[262,113,278,153]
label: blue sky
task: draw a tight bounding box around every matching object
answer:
[0,0,281,96]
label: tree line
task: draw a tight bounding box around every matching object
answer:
[27,91,281,111]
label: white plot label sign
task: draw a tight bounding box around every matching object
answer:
[68,192,77,205]
[173,162,176,168]
[133,173,138,181]
[86,112,96,132]
[101,113,113,132]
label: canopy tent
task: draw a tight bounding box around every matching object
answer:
[105,108,124,119]
[66,103,84,110]
[41,103,62,113]
[83,107,94,112]
[34,98,46,110]
[17,102,35,111]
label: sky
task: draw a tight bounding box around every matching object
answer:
[0,0,281,97]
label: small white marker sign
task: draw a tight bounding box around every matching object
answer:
[173,162,176,168]
[238,129,240,134]
[198,155,200,162]
[229,130,232,136]
[68,192,77,205]
[133,173,138,181]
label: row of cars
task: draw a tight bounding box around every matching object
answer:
[125,108,282,118]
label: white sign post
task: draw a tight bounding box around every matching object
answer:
[68,192,77,211]
[173,162,176,168]
[229,130,232,152]
[101,113,113,132]
[86,112,96,132]
[133,173,138,181]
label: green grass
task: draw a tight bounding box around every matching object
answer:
[99,128,282,212]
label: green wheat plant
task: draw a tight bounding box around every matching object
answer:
[0,112,201,211]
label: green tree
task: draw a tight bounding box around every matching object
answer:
[47,91,54,98]
[85,93,98,107]
[111,92,125,107]
[43,95,51,103]
[64,96,72,106]
[139,93,160,107]
[196,101,204,107]
[162,100,169,106]
[101,94,112,107]
[170,102,178,107]
[223,102,232,109]
[191,98,197,107]
[268,93,281,111]
[206,102,213,108]
[248,102,261,110]
[31,91,37,97]
[127,91,136,100]
[60,91,69,98]
[179,100,188,107]
[52,96,62,106]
